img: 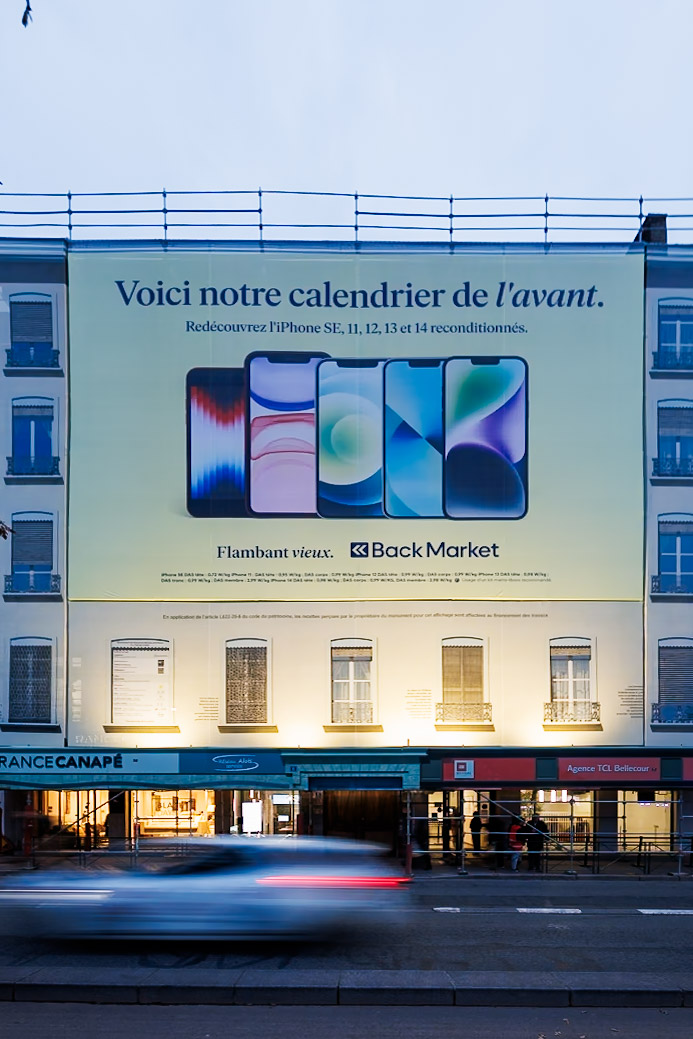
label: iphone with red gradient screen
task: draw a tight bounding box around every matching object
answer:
[186,367,247,517]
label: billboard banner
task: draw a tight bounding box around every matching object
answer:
[67,249,644,601]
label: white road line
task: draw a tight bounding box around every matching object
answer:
[516,907,582,914]
[432,906,462,912]
[638,908,693,915]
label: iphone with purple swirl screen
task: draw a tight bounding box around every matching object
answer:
[444,356,528,519]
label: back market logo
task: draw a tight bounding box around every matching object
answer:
[350,541,500,559]
[350,542,369,558]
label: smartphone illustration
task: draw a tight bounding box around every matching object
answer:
[317,358,386,518]
[186,368,246,517]
[246,351,327,516]
[384,358,444,518]
[444,356,528,519]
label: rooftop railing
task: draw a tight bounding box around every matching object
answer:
[0,190,691,244]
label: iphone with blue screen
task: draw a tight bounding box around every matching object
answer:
[384,358,444,518]
[317,358,385,518]
[444,356,528,519]
[186,367,247,517]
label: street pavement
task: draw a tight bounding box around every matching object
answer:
[1,865,692,1005]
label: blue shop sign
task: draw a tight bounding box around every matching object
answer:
[180,750,285,775]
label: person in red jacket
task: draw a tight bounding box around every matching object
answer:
[508,817,525,871]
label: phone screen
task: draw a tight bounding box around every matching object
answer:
[444,356,527,519]
[186,368,246,517]
[317,358,385,518]
[384,359,444,517]
[247,352,327,515]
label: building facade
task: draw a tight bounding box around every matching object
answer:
[1,235,692,858]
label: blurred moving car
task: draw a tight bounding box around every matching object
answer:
[0,836,410,940]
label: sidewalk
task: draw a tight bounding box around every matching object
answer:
[0,967,691,1007]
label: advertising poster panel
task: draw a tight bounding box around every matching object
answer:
[67,249,644,602]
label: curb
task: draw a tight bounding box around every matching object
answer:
[0,969,691,1006]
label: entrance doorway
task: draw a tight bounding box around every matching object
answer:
[322,790,400,849]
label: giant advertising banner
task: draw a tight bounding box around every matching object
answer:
[67,248,644,601]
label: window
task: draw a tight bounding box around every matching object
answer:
[654,638,693,724]
[655,515,693,595]
[5,511,60,597]
[331,639,373,724]
[656,302,693,371]
[225,638,268,724]
[654,401,693,477]
[438,637,490,723]
[110,638,173,726]
[547,637,597,724]
[8,637,52,723]
[7,293,57,369]
[8,397,59,477]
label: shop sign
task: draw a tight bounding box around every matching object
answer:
[180,750,285,775]
[0,751,179,774]
[558,757,660,781]
[442,757,536,782]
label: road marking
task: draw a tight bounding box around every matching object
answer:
[432,906,462,912]
[516,907,582,914]
[638,908,693,915]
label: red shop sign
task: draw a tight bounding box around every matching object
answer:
[558,757,660,782]
[442,758,536,783]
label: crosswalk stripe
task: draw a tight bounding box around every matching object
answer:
[516,907,582,914]
[638,908,693,915]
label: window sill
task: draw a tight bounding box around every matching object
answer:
[218,724,278,733]
[102,725,180,733]
[543,722,603,731]
[651,593,693,603]
[323,724,384,733]
[0,722,61,732]
[650,722,693,731]
[3,592,63,602]
[650,368,693,379]
[435,723,495,732]
[3,367,64,378]
[5,475,63,485]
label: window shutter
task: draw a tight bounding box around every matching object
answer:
[659,645,693,705]
[12,520,53,567]
[9,642,52,723]
[10,301,53,343]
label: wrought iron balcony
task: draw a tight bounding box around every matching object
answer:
[652,348,693,371]
[332,700,374,724]
[544,700,600,724]
[435,701,493,724]
[4,572,61,595]
[6,455,60,477]
[5,345,60,369]
[651,575,693,595]
[652,702,693,724]
[652,456,693,477]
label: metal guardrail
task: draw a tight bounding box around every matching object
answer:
[0,190,692,244]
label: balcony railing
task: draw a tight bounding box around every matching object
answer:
[435,701,493,724]
[651,575,693,595]
[225,702,267,724]
[4,572,61,595]
[332,700,374,724]
[652,348,693,371]
[652,703,693,724]
[652,456,693,477]
[5,345,60,369]
[544,700,601,724]
[6,455,60,477]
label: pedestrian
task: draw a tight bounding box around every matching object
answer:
[524,813,548,871]
[469,810,483,854]
[508,816,525,871]
[488,816,508,869]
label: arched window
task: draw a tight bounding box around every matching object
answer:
[330,638,373,724]
[654,638,693,724]
[655,513,693,595]
[9,396,58,477]
[8,636,52,724]
[7,292,57,369]
[225,638,268,724]
[547,637,596,724]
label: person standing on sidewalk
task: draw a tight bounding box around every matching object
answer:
[508,817,525,871]
[524,813,548,871]
[469,810,483,854]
